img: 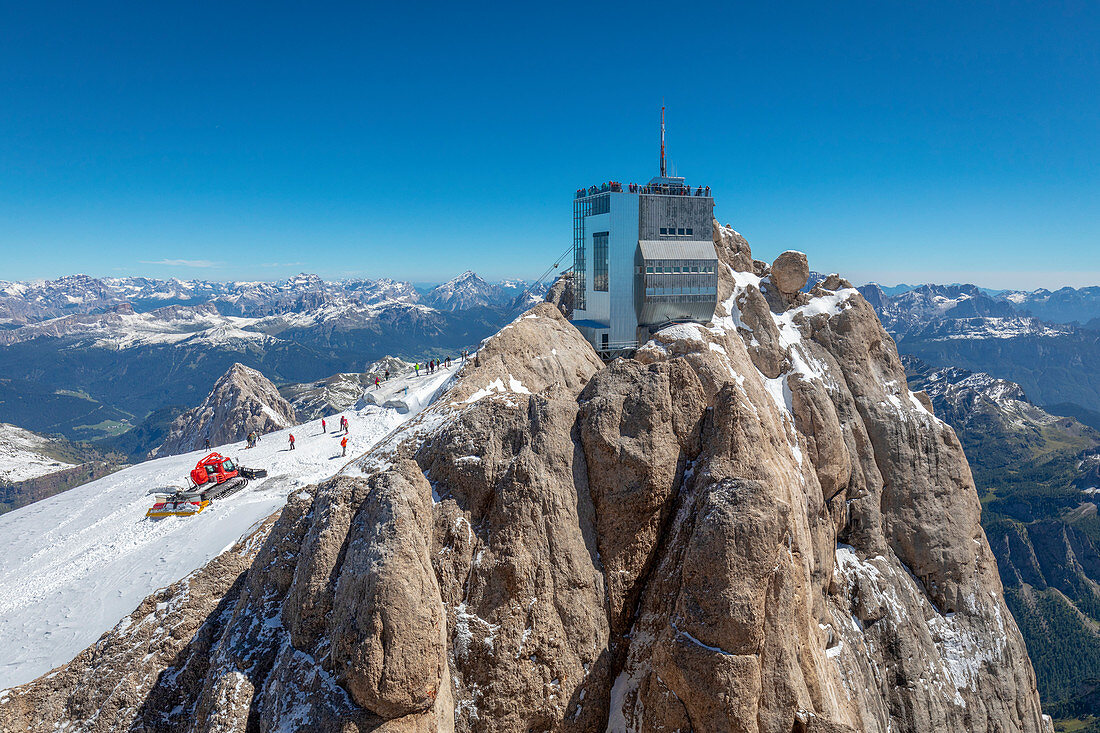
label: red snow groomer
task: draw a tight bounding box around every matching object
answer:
[146,452,267,518]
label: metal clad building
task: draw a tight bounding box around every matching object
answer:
[570,174,718,354]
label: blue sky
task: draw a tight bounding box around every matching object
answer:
[1,1,1097,289]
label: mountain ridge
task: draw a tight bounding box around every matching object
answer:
[0,225,1052,731]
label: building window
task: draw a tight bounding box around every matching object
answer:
[573,199,586,309]
[589,194,610,216]
[687,228,693,236]
[659,227,667,235]
[677,228,685,235]
[593,232,609,291]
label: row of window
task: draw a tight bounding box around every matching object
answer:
[641,264,716,274]
[645,286,715,296]
[660,227,694,236]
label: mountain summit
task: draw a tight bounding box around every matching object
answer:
[0,228,1050,731]
[422,270,502,311]
[155,363,297,457]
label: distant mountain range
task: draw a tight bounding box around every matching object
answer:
[862,282,1100,325]
[0,271,548,442]
[0,271,544,326]
[859,282,1100,413]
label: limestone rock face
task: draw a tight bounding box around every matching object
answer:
[771,250,810,295]
[155,362,297,456]
[3,251,1052,731]
[329,464,447,717]
[578,359,706,638]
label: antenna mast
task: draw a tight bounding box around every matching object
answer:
[660,104,666,177]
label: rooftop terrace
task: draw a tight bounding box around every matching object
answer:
[575,180,712,199]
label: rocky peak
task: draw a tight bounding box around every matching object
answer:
[1,229,1052,731]
[423,270,503,311]
[154,363,297,457]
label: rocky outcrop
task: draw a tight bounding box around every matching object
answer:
[544,272,575,318]
[2,232,1051,731]
[281,358,417,421]
[155,363,297,457]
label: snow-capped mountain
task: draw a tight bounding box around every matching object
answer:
[342,277,420,305]
[904,356,1085,433]
[0,271,549,441]
[857,283,1018,335]
[0,275,123,327]
[996,285,1100,325]
[421,270,503,311]
[0,252,1052,729]
[0,271,538,327]
[861,282,1100,413]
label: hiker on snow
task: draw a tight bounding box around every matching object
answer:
[341,436,348,456]
[288,433,296,450]
[321,418,326,433]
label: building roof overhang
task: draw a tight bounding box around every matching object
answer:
[638,240,720,261]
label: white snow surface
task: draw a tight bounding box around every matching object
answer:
[0,424,76,484]
[0,364,458,690]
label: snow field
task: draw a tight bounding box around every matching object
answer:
[0,424,77,484]
[0,362,459,690]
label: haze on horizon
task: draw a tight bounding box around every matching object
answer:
[1,2,1097,291]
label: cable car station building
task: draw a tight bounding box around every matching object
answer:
[570,134,719,355]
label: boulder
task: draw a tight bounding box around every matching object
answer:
[772,250,810,295]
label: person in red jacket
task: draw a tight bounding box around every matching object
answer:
[288,433,296,450]
[321,418,326,433]
[341,435,348,456]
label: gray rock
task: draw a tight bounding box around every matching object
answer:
[155,363,297,457]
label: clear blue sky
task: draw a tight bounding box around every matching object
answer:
[1,1,1097,289]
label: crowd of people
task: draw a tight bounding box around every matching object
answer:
[575,181,711,198]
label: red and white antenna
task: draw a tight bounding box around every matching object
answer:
[659,104,667,177]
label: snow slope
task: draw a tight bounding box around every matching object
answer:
[0,424,76,484]
[0,363,459,690]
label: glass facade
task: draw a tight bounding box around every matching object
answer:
[639,258,718,298]
[572,198,588,309]
[593,232,609,291]
[589,193,610,215]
